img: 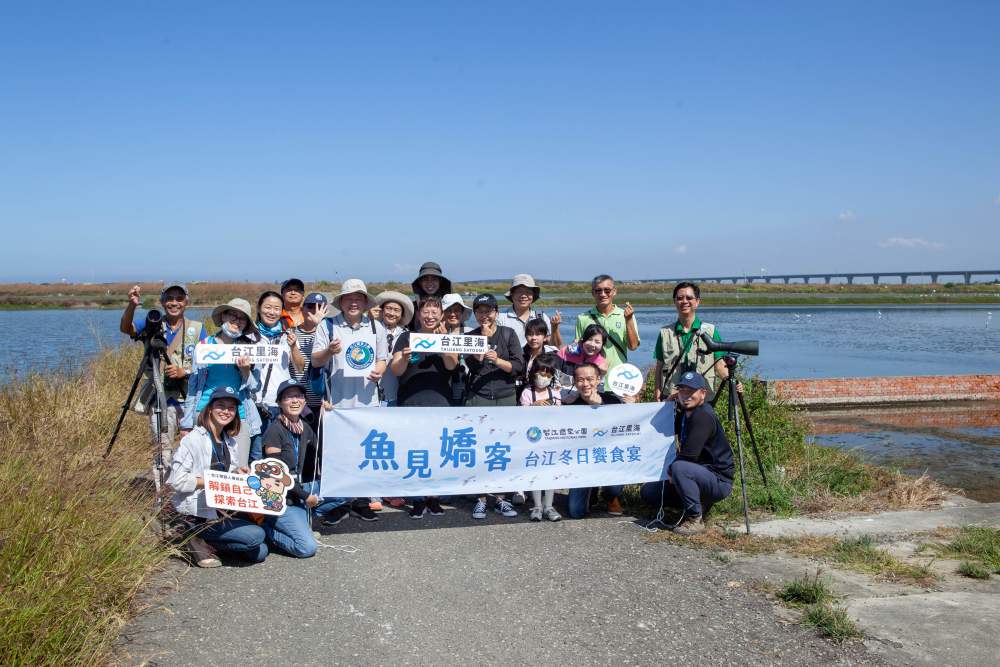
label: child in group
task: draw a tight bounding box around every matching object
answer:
[519,353,563,522]
[556,323,609,401]
[520,317,559,397]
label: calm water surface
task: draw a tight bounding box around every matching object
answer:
[1,305,997,380]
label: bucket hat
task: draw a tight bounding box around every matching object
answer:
[375,290,415,327]
[441,293,472,319]
[332,278,378,312]
[211,298,253,327]
[411,261,452,296]
[504,274,540,302]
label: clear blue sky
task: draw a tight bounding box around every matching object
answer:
[1,2,998,283]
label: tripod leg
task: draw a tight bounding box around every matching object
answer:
[736,387,776,513]
[104,348,150,458]
[729,377,751,534]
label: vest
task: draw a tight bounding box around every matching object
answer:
[657,321,719,399]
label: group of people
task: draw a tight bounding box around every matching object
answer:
[121,263,736,567]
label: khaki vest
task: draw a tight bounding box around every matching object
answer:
[139,318,202,406]
[657,321,719,399]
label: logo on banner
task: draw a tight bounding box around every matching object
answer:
[346,341,375,370]
[607,363,645,397]
[526,426,542,442]
[414,338,437,350]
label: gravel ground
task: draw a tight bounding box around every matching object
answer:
[120,503,882,666]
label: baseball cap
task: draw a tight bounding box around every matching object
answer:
[160,281,189,300]
[472,294,499,311]
[303,292,328,306]
[676,371,708,391]
[275,380,306,401]
[207,386,239,403]
[280,278,305,293]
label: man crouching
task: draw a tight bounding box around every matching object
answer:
[641,371,734,535]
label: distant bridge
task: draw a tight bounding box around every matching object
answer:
[637,270,1000,286]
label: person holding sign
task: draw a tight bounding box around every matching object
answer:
[441,293,474,406]
[566,362,626,519]
[574,274,639,372]
[653,281,730,402]
[465,293,525,520]
[390,296,459,518]
[640,372,734,535]
[311,279,389,520]
[249,291,305,462]
[168,386,269,566]
[182,299,261,467]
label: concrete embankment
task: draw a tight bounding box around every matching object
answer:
[770,374,1000,407]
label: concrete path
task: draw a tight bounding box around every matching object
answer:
[120,503,880,666]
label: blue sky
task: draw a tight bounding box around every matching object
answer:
[1,2,998,283]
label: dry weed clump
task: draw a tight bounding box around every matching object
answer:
[0,345,170,666]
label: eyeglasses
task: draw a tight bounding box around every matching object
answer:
[211,404,238,413]
[592,288,614,295]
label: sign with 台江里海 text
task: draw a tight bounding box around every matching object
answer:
[320,403,676,498]
[607,363,645,397]
[195,344,282,365]
[407,333,488,355]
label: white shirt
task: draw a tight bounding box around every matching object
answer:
[313,314,389,408]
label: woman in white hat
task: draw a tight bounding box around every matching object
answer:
[440,293,473,405]
[181,298,262,466]
[374,291,414,408]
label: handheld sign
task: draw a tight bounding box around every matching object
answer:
[196,343,282,365]
[409,332,488,355]
[339,331,377,378]
[607,363,645,397]
[204,458,295,516]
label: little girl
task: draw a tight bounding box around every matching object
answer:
[519,353,562,522]
[556,324,609,401]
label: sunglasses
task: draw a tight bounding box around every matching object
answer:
[592,288,614,295]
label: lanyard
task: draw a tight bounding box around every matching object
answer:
[208,430,229,471]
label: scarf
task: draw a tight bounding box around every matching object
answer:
[256,320,284,340]
[279,413,304,435]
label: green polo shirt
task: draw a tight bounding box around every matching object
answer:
[653,317,724,361]
[575,305,637,371]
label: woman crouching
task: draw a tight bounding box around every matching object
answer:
[168,386,268,567]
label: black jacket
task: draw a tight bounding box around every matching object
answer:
[465,325,525,400]
[262,418,319,504]
[675,403,734,480]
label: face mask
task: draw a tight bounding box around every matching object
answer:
[221,322,243,338]
[533,375,553,389]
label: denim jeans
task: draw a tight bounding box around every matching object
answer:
[263,505,317,558]
[640,460,732,516]
[567,485,624,519]
[249,406,278,462]
[199,517,268,563]
[298,480,348,518]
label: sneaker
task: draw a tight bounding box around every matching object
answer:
[543,507,562,522]
[426,497,445,515]
[529,507,543,522]
[350,500,379,522]
[387,497,407,509]
[369,497,384,512]
[511,491,526,506]
[494,499,517,518]
[672,515,705,536]
[409,500,427,519]
[472,499,487,519]
[322,505,349,526]
[606,497,624,516]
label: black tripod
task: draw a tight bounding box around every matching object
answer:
[106,315,171,513]
[719,354,774,534]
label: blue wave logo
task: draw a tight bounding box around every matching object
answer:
[526,426,542,442]
[414,339,436,350]
[203,350,226,361]
[618,370,640,380]
[594,429,608,437]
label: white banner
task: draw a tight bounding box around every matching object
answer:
[408,332,488,355]
[195,343,282,365]
[320,403,676,497]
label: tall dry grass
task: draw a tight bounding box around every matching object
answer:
[0,345,170,666]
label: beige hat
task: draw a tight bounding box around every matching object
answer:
[504,273,540,301]
[375,290,415,327]
[211,298,253,327]
[332,278,377,312]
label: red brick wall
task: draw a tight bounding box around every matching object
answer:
[770,375,1000,406]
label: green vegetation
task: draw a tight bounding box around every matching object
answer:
[921,525,1000,575]
[958,561,992,579]
[830,536,936,583]
[777,571,835,606]
[0,346,170,666]
[802,603,864,642]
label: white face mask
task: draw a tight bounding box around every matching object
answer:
[220,322,243,338]
[533,375,553,389]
